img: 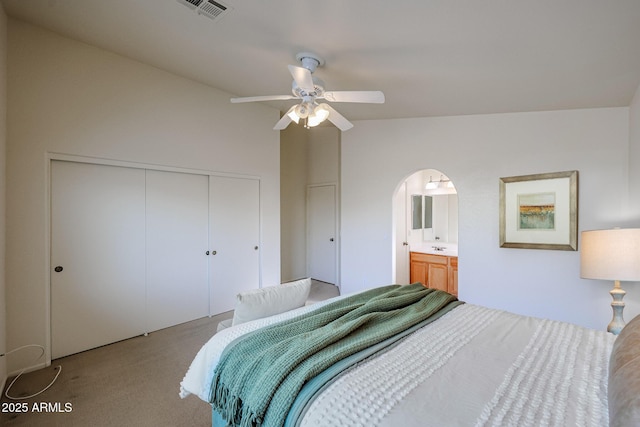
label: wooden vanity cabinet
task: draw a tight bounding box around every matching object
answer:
[410,252,458,296]
[448,256,458,296]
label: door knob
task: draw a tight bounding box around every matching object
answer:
[329,238,334,242]
[254,246,259,250]
[211,250,217,255]
[403,242,409,246]
[206,250,210,255]
[54,266,64,273]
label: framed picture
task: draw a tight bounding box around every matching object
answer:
[499,170,578,250]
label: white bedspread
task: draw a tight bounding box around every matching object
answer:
[180,296,343,402]
[180,298,615,427]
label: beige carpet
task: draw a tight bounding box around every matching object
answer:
[0,281,339,427]
[0,311,232,427]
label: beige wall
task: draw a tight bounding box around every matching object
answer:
[307,127,340,185]
[280,125,308,282]
[5,19,281,373]
[280,125,340,283]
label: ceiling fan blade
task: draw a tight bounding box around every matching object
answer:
[322,103,354,131]
[323,91,385,104]
[273,115,293,130]
[273,105,298,130]
[288,65,315,93]
[231,95,296,103]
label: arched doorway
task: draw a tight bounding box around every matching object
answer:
[393,169,458,288]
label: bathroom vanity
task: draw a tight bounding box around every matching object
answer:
[409,251,458,296]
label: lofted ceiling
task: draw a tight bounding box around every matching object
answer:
[3,0,640,122]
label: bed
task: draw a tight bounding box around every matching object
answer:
[180,283,640,427]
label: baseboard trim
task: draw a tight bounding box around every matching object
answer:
[8,360,47,378]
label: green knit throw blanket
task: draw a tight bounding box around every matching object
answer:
[210,283,459,427]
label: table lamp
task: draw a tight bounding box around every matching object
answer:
[580,228,640,334]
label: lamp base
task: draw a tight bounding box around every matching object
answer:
[607,280,626,335]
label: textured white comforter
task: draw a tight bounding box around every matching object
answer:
[180,296,615,427]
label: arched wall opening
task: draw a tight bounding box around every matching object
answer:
[392,168,458,290]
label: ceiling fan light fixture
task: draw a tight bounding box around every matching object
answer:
[294,102,311,119]
[233,52,383,131]
[307,104,330,127]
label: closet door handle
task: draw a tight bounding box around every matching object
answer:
[54,266,64,273]
[206,250,210,255]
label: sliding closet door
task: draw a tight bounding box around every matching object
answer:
[51,161,146,359]
[145,170,209,332]
[209,176,260,315]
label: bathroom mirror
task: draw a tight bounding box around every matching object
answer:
[411,194,423,230]
[423,195,433,228]
[423,194,458,243]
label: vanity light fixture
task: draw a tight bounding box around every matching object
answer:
[426,175,456,192]
[425,176,438,190]
[437,175,455,189]
[425,175,456,195]
[425,177,456,195]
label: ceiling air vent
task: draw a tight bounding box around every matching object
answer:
[177,0,232,21]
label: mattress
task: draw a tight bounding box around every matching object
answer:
[180,289,616,427]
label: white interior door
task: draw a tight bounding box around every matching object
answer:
[145,170,209,332]
[209,176,260,315]
[307,185,337,284]
[51,161,146,359]
[394,182,410,284]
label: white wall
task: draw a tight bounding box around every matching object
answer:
[342,108,639,330]
[630,84,640,218]
[0,4,7,390]
[404,171,427,248]
[5,20,280,373]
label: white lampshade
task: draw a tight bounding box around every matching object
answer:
[580,228,640,281]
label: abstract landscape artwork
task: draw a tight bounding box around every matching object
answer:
[518,192,555,230]
[500,170,577,250]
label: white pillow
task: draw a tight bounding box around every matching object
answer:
[231,278,311,326]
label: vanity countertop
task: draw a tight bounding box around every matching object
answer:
[410,244,458,257]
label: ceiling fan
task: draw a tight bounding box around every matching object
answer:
[230,52,385,131]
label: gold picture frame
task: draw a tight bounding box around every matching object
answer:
[499,170,578,251]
